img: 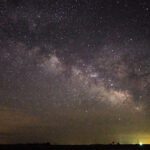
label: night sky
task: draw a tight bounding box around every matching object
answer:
[0,0,150,145]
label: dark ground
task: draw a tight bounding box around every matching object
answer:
[0,144,149,150]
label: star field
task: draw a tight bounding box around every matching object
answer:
[0,0,150,144]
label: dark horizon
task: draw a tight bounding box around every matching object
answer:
[0,143,149,150]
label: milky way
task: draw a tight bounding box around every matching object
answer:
[0,0,150,144]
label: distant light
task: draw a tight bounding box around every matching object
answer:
[139,142,143,146]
